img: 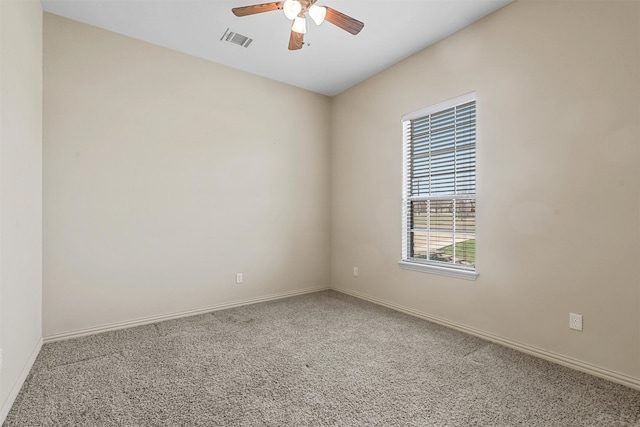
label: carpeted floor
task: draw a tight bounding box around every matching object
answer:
[5,290,640,426]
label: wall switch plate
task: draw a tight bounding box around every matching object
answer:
[236,273,243,284]
[569,313,583,331]
[353,267,358,277]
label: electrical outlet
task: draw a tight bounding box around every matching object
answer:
[569,313,583,331]
[353,267,358,277]
[236,273,243,284]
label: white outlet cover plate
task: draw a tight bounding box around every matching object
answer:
[569,313,583,331]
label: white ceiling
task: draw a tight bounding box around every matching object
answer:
[40,0,513,96]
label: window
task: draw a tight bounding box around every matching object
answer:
[400,93,477,280]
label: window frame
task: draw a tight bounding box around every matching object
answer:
[399,92,478,281]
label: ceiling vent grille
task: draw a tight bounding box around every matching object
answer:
[221,28,253,48]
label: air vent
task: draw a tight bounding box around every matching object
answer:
[220,28,253,48]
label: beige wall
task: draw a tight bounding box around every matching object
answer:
[43,14,331,337]
[41,0,640,386]
[331,1,640,381]
[0,0,43,420]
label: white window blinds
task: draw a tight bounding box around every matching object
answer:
[402,93,476,273]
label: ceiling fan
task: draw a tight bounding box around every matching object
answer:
[232,0,364,50]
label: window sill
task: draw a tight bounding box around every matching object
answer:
[398,260,478,281]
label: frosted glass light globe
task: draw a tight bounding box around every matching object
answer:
[283,0,302,20]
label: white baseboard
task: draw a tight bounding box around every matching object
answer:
[44,286,330,343]
[38,284,640,391]
[0,337,43,425]
[332,287,640,391]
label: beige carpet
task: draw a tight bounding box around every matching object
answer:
[5,290,640,426]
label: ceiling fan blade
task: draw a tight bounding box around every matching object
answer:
[232,2,283,17]
[288,30,304,50]
[324,7,364,35]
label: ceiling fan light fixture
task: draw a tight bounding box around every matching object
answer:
[283,0,302,20]
[308,4,326,25]
[292,16,307,34]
